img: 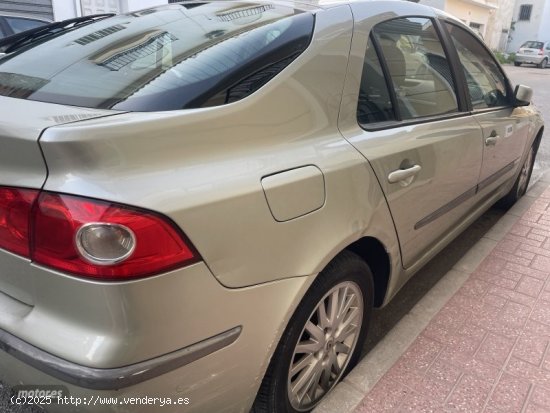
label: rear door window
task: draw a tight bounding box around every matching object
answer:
[357,35,397,125]
[0,3,314,111]
[521,41,544,49]
[371,17,459,120]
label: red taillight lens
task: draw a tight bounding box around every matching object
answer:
[31,192,198,279]
[539,49,544,55]
[0,185,198,280]
[0,187,38,257]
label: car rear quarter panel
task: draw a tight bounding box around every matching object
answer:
[39,5,401,289]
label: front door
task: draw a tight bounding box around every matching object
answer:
[444,23,531,194]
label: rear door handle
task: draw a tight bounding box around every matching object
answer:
[388,164,422,184]
[485,136,499,146]
[485,130,500,146]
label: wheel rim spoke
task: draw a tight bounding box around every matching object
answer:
[292,360,320,399]
[518,148,534,195]
[295,339,322,354]
[336,286,349,321]
[291,353,315,377]
[320,365,331,391]
[303,362,323,401]
[336,307,360,339]
[328,348,341,375]
[317,299,330,330]
[335,341,351,354]
[337,292,354,326]
[328,289,340,326]
[305,320,325,343]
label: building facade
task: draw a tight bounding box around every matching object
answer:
[419,0,516,51]
[507,0,550,52]
[0,0,167,22]
[3,0,545,52]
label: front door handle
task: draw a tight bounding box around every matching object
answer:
[388,164,422,184]
[485,130,500,146]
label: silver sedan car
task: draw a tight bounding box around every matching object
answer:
[0,1,544,412]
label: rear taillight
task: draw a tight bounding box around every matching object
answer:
[0,187,198,280]
[539,49,544,55]
[0,187,38,257]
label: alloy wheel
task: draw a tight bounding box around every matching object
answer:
[517,147,535,197]
[287,281,363,411]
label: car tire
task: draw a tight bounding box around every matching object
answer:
[514,62,521,67]
[538,59,547,69]
[498,143,537,208]
[252,251,373,413]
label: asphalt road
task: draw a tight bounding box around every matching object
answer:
[1,66,549,413]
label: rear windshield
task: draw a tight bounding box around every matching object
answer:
[521,41,544,49]
[0,2,314,111]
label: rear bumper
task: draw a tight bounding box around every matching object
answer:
[0,326,248,413]
[0,325,241,390]
[0,329,246,413]
[0,259,314,412]
[515,54,545,64]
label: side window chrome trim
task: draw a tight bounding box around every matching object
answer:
[359,111,472,132]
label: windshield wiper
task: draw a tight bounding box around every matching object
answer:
[0,14,115,54]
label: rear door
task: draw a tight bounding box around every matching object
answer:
[443,22,531,195]
[339,4,484,268]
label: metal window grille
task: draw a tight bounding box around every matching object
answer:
[519,4,532,21]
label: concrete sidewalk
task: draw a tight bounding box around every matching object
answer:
[316,173,550,413]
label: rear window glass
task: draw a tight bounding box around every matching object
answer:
[5,17,47,34]
[520,41,544,49]
[0,3,314,111]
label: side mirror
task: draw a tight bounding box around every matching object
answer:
[514,84,533,106]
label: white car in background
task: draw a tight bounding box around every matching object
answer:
[515,40,550,68]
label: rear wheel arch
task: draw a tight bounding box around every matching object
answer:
[344,237,391,308]
[252,250,373,412]
[534,126,544,149]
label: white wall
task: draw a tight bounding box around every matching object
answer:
[485,0,515,50]
[124,0,167,13]
[52,0,79,20]
[507,0,545,51]
[445,0,494,36]
[537,0,550,41]
[418,0,447,10]
[51,0,168,20]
